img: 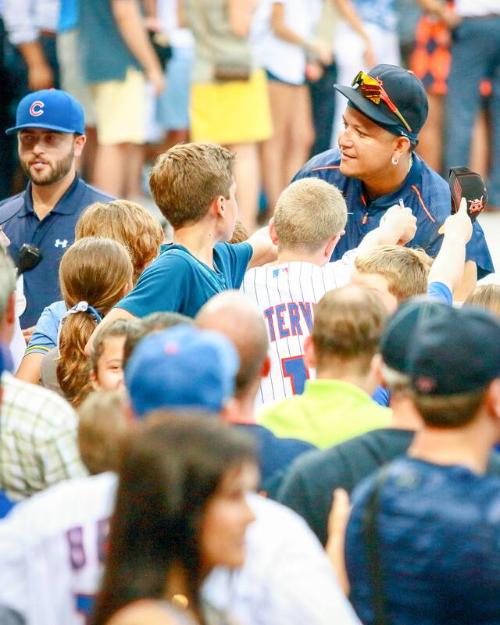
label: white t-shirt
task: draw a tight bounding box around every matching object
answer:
[455,0,500,16]
[240,253,355,407]
[0,479,360,625]
[251,0,322,84]
[157,0,194,48]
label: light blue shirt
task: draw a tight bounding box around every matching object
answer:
[25,300,66,355]
[354,0,397,31]
[58,0,78,32]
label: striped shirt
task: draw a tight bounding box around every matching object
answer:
[240,255,355,407]
[0,373,86,500]
[3,0,59,45]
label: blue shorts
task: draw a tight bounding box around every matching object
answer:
[156,46,193,131]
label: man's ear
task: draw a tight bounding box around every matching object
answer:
[371,353,385,387]
[485,379,500,424]
[6,293,15,326]
[269,218,279,246]
[304,335,316,369]
[260,355,271,379]
[74,134,87,158]
[325,233,342,259]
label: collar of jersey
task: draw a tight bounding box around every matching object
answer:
[20,174,82,217]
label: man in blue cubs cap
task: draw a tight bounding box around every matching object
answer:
[0,89,111,329]
[345,305,500,625]
[293,64,494,298]
[125,324,240,417]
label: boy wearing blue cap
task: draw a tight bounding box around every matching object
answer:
[0,89,111,329]
[294,64,494,298]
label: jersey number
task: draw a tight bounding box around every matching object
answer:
[281,355,310,394]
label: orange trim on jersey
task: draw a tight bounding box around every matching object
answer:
[411,185,436,223]
[311,165,341,172]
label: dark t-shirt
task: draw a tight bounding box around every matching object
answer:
[236,424,315,498]
[277,428,413,545]
[346,457,500,625]
[278,428,500,546]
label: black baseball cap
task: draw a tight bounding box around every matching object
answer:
[334,64,429,143]
[380,298,449,374]
[408,306,500,396]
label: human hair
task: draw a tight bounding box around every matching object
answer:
[312,285,387,371]
[273,179,347,252]
[0,248,17,317]
[77,390,129,475]
[465,284,500,317]
[229,220,249,244]
[122,312,193,367]
[149,143,235,228]
[413,387,488,428]
[57,238,134,407]
[354,245,431,302]
[89,319,143,377]
[196,292,268,398]
[92,412,256,625]
[75,200,164,283]
[380,361,411,394]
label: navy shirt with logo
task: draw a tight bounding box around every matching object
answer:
[0,176,111,328]
[294,148,494,278]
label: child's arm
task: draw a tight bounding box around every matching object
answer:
[247,226,278,268]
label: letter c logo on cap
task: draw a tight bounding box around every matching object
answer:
[29,101,45,117]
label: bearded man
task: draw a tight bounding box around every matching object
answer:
[0,89,111,329]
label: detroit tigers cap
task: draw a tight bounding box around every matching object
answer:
[125,324,239,418]
[6,89,85,135]
[408,305,500,396]
[334,64,428,143]
[380,298,449,374]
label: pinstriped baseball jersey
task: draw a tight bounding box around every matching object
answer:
[240,255,355,407]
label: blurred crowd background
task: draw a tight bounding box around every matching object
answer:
[0,0,499,232]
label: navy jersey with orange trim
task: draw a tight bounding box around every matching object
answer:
[293,148,494,278]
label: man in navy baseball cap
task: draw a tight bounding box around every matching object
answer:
[293,64,494,294]
[0,89,111,331]
[345,304,500,625]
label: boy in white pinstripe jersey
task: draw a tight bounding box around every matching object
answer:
[240,177,416,408]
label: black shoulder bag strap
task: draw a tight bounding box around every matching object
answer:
[362,466,391,625]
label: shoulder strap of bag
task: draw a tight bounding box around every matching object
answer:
[362,466,391,625]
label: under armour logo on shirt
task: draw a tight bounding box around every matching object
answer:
[54,239,68,248]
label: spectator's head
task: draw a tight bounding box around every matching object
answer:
[57,238,134,406]
[125,324,239,418]
[76,200,164,283]
[150,143,236,239]
[196,291,270,411]
[122,312,193,366]
[335,65,428,180]
[77,390,129,475]
[352,245,432,312]
[0,248,17,343]
[465,284,500,317]
[7,89,86,187]
[409,306,500,432]
[271,179,347,263]
[306,285,387,382]
[89,319,142,393]
[92,413,257,625]
[378,298,450,395]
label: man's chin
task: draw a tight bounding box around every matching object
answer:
[339,160,358,178]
